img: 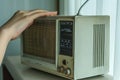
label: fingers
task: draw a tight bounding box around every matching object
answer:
[4,9,57,40]
[15,10,57,20]
[16,9,48,16]
[29,9,47,12]
[30,11,57,19]
[28,9,48,15]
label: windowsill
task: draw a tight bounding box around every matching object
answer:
[3,56,113,80]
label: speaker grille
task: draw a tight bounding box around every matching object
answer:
[93,24,105,68]
[23,20,56,61]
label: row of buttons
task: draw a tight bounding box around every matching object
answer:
[60,39,72,48]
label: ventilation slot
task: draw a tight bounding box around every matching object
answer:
[93,24,105,68]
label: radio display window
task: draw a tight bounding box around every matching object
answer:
[59,21,73,56]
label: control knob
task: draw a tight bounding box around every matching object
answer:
[65,68,71,75]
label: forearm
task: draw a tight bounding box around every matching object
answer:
[0,27,11,65]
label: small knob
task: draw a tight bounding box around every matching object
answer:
[65,68,71,75]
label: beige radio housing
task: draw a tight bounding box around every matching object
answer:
[21,16,110,80]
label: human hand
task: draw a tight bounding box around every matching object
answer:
[1,10,57,40]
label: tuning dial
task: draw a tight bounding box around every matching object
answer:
[62,59,67,65]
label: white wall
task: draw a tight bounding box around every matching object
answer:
[0,0,57,80]
[0,1,25,79]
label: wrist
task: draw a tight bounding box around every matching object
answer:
[0,26,13,64]
[0,26,14,42]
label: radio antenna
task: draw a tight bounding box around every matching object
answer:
[76,0,89,15]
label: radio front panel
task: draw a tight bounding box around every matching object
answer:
[59,21,73,56]
[57,20,74,78]
[22,17,75,79]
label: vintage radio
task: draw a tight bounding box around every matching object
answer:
[21,16,110,80]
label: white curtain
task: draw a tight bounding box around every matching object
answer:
[114,0,120,79]
[102,0,117,76]
[59,0,75,15]
[59,0,96,15]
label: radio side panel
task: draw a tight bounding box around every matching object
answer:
[74,16,110,80]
